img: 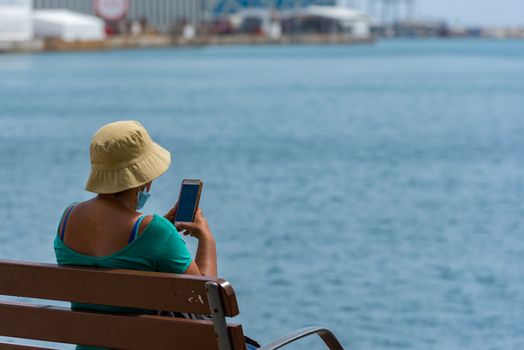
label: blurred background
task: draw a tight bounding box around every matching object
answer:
[1,0,524,349]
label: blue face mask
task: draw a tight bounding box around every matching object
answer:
[136,187,151,210]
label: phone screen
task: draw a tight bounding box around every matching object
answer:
[174,183,200,223]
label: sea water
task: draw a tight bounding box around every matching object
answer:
[1,39,524,349]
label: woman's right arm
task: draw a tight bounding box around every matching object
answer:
[175,209,217,277]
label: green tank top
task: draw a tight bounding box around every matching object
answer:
[54,207,192,350]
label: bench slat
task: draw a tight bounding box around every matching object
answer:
[0,301,246,350]
[0,343,55,350]
[0,260,239,317]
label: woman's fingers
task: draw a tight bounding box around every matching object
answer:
[164,202,179,223]
[176,221,201,236]
[175,222,193,231]
[175,208,211,240]
[194,208,208,225]
[194,208,203,219]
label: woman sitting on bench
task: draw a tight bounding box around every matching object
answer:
[55,120,231,349]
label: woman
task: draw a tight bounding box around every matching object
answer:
[54,120,218,349]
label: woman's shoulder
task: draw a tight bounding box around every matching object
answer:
[142,214,179,237]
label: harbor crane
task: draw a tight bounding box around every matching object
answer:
[366,0,416,24]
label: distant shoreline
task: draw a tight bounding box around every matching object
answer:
[0,34,375,54]
[1,34,523,54]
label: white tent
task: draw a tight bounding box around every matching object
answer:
[33,9,105,41]
[0,0,32,42]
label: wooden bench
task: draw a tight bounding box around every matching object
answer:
[0,260,344,350]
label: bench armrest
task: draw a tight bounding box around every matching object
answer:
[258,326,345,350]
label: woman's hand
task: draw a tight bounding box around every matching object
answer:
[181,208,217,277]
[175,209,214,241]
[164,203,178,223]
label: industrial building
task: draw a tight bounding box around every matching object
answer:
[280,6,370,37]
[33,0,206,33]
[231,5,370,38]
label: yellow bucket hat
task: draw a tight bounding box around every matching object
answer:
[85,120,171,194]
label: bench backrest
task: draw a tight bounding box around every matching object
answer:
[0,260,246,350]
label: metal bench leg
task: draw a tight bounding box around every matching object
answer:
[259,326,345,350]
[205,281,233,350]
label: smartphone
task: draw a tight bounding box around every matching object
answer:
[174,179,203,223]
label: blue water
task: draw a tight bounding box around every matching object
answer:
[1,39,524,349]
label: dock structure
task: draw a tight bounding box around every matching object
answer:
[1,0,376,53]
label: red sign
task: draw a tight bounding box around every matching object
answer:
[94,0,129,21]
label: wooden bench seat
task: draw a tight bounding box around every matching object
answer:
[0,259,344,350]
